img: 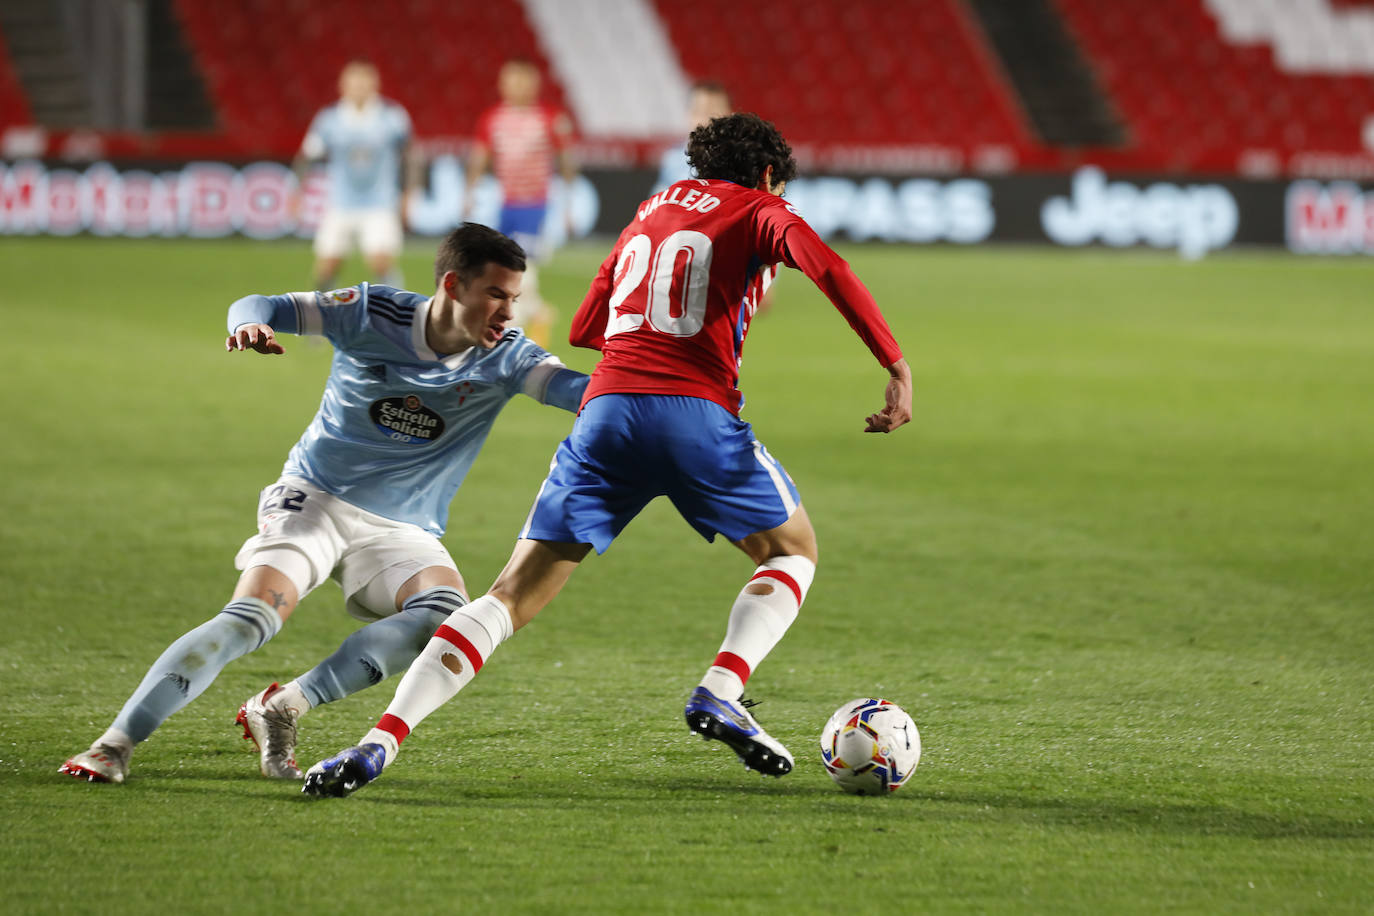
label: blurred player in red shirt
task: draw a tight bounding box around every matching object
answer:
[305,113,912,797]
[464,58,576,346]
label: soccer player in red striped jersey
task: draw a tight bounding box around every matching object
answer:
[304,113,911,797]
[464,58,576,347]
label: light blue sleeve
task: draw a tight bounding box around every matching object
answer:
[227,287,369,341]
[539,367,589,412]
[226,294,302,334]
[301,109,329,159]
[520,358,588,412]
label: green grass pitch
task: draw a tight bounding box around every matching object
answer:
[0,237,1370,913]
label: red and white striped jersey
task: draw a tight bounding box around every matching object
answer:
[570,179,903,416]
[474,102,572,205]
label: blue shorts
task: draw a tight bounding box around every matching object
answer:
[519,394,801,554]
[498,203,547,252]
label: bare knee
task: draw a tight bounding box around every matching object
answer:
[232,564,301,622]
[393,566,468,611]
[735,506,819,567]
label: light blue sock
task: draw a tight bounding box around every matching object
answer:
[111,598,282,743]
[296,587,464,707]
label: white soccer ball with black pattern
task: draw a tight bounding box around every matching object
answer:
[820,698,921,795]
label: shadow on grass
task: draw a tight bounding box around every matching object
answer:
[30,763,1374,843]
[909,788,1372,841]
[290,779,1374,842]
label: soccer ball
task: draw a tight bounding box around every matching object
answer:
[820,698,920,795]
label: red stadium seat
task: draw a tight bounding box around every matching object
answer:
[650,0,1027,149]
[0,26,32,130]
[169,0,570,158]
[1055,0,1374,164]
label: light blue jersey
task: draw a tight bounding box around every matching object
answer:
[227,284,587,535]
[654,143,691,194]
[302,99,412,210]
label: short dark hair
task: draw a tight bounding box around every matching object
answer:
[434,223,526,287]
[686,112,796,189]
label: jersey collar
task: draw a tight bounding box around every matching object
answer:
[410,297,479,370]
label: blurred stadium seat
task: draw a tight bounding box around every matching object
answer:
[1,0,1371,171]
[1058,0,1374,168]
[173,0,566,156]
[651,0,1029,149]
[0,25,32,131]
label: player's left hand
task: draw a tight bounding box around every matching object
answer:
[226,323,285,355]
[865,360,911,433]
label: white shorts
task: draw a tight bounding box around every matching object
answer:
[234,477,458,622]
[313,207,403,259]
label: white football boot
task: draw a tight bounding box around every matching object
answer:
[60,742,131,784]
[236,682,303,779]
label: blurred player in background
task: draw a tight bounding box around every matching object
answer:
[464,57,577,347]
[296,59,416,290]
[303,112,912,798]
[655,80,777,315]
[60,225,587,785]
[654,79,732,191]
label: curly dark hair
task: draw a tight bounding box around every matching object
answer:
[433,223,527,287]
[686,112,797,189]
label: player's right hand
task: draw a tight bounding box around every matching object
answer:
[865,359,912,433]
[226,323,285,355]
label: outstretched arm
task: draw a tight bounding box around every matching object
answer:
[773,219,910,433]
[224,294,304,355]
[522,360,590,412]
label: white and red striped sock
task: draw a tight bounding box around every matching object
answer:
[359,594,514,765]
[699,555,815,701]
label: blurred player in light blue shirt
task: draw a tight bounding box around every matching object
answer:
[653,80,732,193]
[295,60,414,290]
[61,225,587,786]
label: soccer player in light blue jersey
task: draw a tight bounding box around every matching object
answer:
[61,225,588,784]
[653,80,732,193]
[296,60,415,290]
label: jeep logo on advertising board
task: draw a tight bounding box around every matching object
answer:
[1041,167,1239,258]
[1286,181,1374,254]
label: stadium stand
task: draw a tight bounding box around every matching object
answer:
[1055,0,1374,169]
[1,0,1371,173]
[652,0,1031,150]
[173,0,566,157]
[0,25,30,131]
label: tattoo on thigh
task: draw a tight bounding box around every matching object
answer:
[268,589,288,611]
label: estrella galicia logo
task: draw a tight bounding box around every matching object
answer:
[369,394,445,444]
